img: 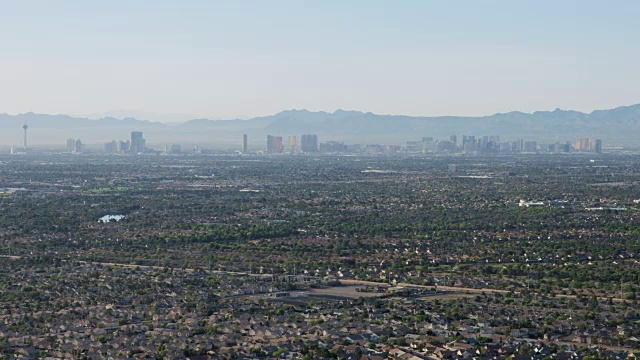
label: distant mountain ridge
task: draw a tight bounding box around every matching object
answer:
[1,104,640,147]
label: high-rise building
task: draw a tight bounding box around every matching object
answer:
[267,135,275,153]
[243,134,248,154]
[74,139,83,153]
[301,134,318,152]
[449,135,457,146]
[595,139,603,154]
[119,140,130,153]
[66,139,75,152]
[130,131,145,153]
[288,136,298,153]
[104,141,118,154]
[575,137,586,150]
[462,135,476,152]
[524,141,538,152]
[436,140,456,153]
[267,135,283,153]
[574,137,602,152]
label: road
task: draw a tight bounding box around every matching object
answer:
[4,255,628,302]
[339,278,510,294]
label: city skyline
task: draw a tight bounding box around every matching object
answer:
[0,102,636,147]
[58,131,604,155]
[3,2,639,358]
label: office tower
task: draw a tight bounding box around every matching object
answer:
[595,139,603,154]
[463,142,475,153]
[480,136,489,149]
[524,141,537,152]
[449,135,457,146]
[267,135,275,153]
[243,134,248,154]
[462,135,476,152]
[130,131,145,153]
[436,140,456,153]
[74,139,83,153]
[461,135,475,152]
[301,134,318,152]
[288,135,297,153]
[67,139,75,152]
[119,140,130,153]
[267,135,283,153]
[104,141,118,154]
[575,137,601,151]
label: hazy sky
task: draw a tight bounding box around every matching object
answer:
[1,0,639,121]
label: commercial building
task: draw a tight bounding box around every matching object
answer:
[288,135,298,153]
[66,139,75,152]
[130,131,145,153]
[595,139,603,154]
[301,134,318,152]
[66,139,83,153]
[267,135,283,153]
[74,139,83,153]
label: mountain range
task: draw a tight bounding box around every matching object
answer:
[2,104,640,148]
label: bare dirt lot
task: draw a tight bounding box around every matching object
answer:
[307,285,385,299]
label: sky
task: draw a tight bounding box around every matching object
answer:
[0,0,639,121]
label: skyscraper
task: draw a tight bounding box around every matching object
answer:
[74,139,83,153]
[104,140,118,154]
[288,135,297,153]
[130,131,145,153]
[67,139,75,152]
[595,139,603,154]
[243,134,248,154]
[267,135,283,153]
[524,141,538,152]
[119,140,130,153]
[301,134,318,152]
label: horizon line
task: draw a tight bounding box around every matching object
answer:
[0,102,638,124]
